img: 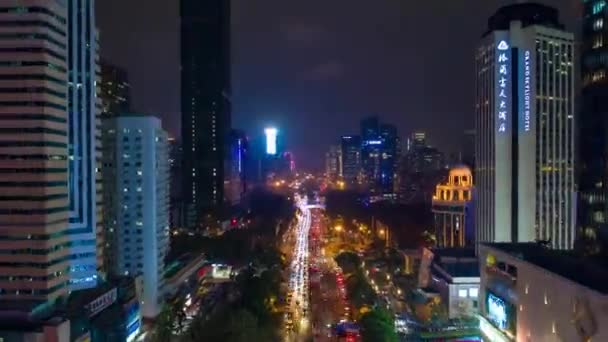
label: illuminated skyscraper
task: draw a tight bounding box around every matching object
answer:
[325,145,342,180]
[67,0,102,290]
[99,60,131,117]
[341,135,361,185]
[475,3,575,249]
[0,0,70,310]
[180,0,231,227]
[579,0,608,253]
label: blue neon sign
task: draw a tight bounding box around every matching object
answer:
[496,40,510,134]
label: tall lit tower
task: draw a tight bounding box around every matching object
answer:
[475,3,575,249]
[66,0,102,289]
[579,0,608,253]
[180,0,231,228]
[0,0,70,310]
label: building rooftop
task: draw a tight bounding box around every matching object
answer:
[484,2,564,37]
[434,261,479,279]
[484,243,608,294]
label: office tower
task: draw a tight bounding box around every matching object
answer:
[407,131,426,151]
[360,116,381,190]
[379,124,398,195]
[579,0,608,253]
[475,3,575,249]
[67,0,102,290]
[225,129,248,205]
[181,0,231,228]
[325,145,341,180]
[99,60,131,117]
[0,0,70,309]
[361,116,380,141]
[360,117,399,195]
[432,166,475,247]
[341,136,361,185]
[102,115,170,319]
[461,129,476,170]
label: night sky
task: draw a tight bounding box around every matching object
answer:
[97,0,579,169]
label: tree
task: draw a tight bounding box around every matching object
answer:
[360,308,398,342]
[151,304,176,342]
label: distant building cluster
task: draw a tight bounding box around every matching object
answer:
[326,117,457,202]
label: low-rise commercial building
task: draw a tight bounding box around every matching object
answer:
[478,243,608,342]
[418,248,480,319]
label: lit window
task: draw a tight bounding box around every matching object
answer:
[593,34,603,48]
[593,1,606,15]
[469,288,479,298]
[594,18,604,30]
[458,289,468,298]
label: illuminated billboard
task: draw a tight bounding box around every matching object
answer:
[486,291,516,337]
[264,127,278,155]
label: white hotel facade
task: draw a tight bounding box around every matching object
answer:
[475,4,575,249]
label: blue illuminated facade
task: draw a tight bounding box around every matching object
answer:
[360,117,398,195]
[67,0,100,290]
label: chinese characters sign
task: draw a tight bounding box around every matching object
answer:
[523,50,531,132]
[496,40,510,134]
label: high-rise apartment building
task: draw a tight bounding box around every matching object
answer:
[579,0,608,253]
[475,3,575,249]
[0,0,71,310]
[102,115,170,319]
[99,60,131,117]
[341,135,361,185]
[180,0,231,228]
[67,0,102,290]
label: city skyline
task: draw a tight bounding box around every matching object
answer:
[96,0,580,170]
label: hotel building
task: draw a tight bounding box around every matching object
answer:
[475,3,575,249]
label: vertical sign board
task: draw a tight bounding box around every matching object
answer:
[517,46,536,243]
[496,39,511,134]
[521,50,532,132]
[494,34,512,242]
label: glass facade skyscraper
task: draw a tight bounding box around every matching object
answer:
[180,0,231,228]
[579,0,608,253]
[66,0,101,290]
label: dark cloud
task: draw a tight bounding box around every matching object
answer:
[301,61,344,81]
[281,22,326,44]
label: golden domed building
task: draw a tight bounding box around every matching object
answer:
[432,166,474,247]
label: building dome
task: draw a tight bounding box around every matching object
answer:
[448,165,473,186]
